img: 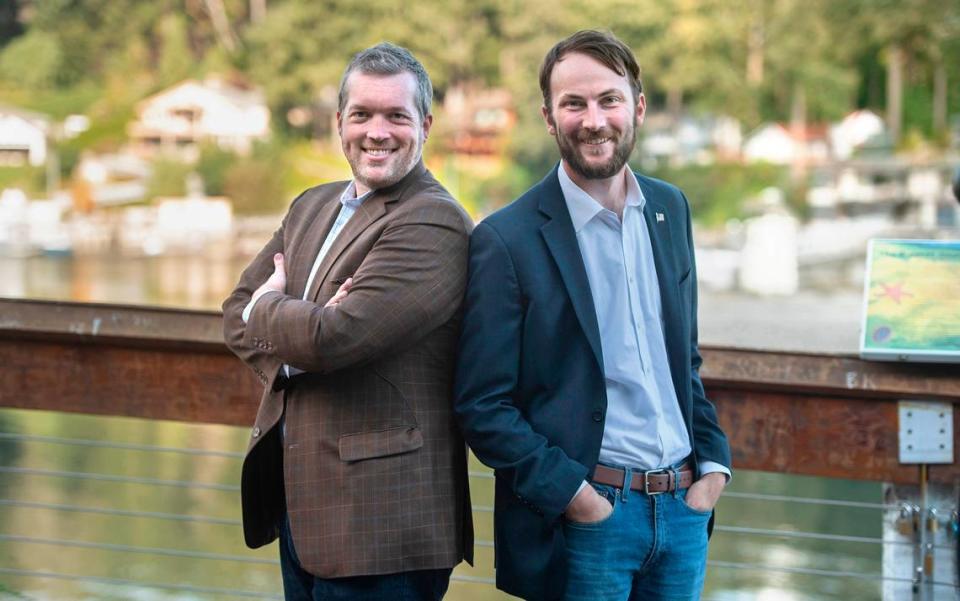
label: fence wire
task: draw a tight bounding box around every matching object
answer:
[0,424,955,598]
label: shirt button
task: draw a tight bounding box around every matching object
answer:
[592,411,603,422]
[252,427,261,438]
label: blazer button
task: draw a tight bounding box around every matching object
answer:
[592,411,603,422]
[252,427,261,438]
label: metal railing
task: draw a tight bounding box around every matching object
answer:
[1,299,959,599]
[0,423,955,599]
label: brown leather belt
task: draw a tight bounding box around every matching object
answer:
[591,463,694,495]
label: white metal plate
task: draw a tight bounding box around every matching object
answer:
[898,401,953,464]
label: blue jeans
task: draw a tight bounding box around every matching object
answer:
[562,478,711,601]
[278,514,452,601]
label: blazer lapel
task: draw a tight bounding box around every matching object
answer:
[537,168,604,371]
[305,162,427,302]
[637,175,688,405]
[305,193,390,301]
[289,189,345,299]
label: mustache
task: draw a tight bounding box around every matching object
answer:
[576,129,616,142]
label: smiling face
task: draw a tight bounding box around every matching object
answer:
[337,71,432,195]
[542,51,645,182]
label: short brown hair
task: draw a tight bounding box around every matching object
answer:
[339,42,433,120]
[539,30,642,111]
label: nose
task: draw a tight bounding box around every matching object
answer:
[582,101,606,131]
[365,115,390,142]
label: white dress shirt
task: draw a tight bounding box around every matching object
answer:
[558,164,729,482]
[242,182,373,377]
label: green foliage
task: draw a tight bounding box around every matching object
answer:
[461,162,541,217]
[272,138,351,197]
[156,12,193,86]
[223,156,287,214]
[646,162,787,227]
[0,30,63,89]
[506,118,560,188]
[0,1,23,49]
[902,83,934,137]
[1,0,958,218]
[8,83,101,119]
[196,144,237,196]
[58,103,136,177]
[146,160,191,199]
[0,166,45,196]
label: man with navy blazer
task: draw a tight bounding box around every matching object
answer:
[454,31,731,600]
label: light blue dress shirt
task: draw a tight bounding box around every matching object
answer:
[242,181,372,378]
[557,164,729,481]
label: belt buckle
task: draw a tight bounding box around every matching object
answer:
[643,468,668,495]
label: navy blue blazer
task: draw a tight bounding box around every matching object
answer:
[453,166,731,600]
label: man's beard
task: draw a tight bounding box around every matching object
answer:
[554,119,635,180]
[347,134,424,192]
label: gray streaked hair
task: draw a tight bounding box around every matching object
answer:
[337,43,433,119]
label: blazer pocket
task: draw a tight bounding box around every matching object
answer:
[338,425,424,462]
[678,265,692,284]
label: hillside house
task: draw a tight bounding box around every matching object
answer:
[0,105,49,167]
[127,77,270,160]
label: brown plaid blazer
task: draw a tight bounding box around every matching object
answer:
[222,162,474,578]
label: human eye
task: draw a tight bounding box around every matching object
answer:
[350,110,368,120]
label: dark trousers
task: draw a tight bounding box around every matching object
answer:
[278,514,452,601]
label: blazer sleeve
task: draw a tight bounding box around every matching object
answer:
[221,193,307,384]
[682,192,732,471]
[241,201,470,373]
[454,221,588,521]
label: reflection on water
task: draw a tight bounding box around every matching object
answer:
[0,256,885,599]
[0,409,882,600]
[0,255,252,311]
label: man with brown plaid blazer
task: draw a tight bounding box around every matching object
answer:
[222,43,474,600]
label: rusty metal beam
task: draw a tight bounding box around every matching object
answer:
[0,298,259,425]
[700,346,960,401]
[1,299,959,484]
[0,338,260,426]
[712,388,959,484]
[0,297,222,350]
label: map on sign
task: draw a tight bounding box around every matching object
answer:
[860,239,960,362]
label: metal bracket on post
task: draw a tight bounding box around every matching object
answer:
[899,401,953,465]
[898,401,954,601]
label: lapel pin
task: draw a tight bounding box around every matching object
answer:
[656,212,665,223]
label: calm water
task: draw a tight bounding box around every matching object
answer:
[0,409,886,601]
[0,255,892,599]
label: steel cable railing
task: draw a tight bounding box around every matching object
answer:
[0,428,954,598]
[0,432,246,458]
[0,498,241,526]
[0,567,284,599]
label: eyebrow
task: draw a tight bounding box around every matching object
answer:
[597,88,624,98]
[558,88,624,102]
[347,104,412,114]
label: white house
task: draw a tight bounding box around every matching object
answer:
[128,76,270,160]
[74,152,152,208]
[0,105,49,167]
[830,110,885,160]
[742,123,830,165]
[641,113,743,166]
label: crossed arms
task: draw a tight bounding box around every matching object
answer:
[223,196,470,379]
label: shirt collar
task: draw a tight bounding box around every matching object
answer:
[339,181,375,209]
[557,162,646,233]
